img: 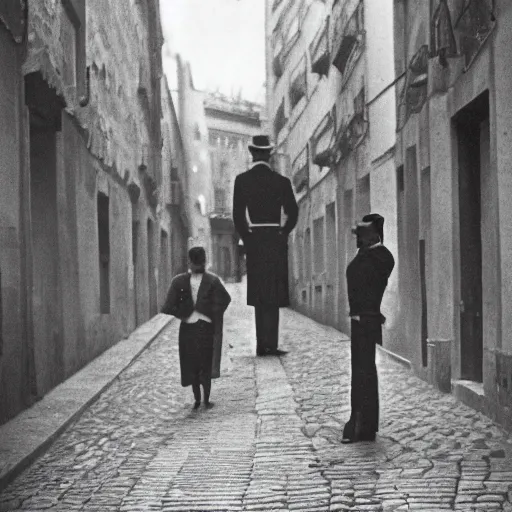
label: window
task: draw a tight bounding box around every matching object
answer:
[210,152,217,175]
[292,145,309,193]
[397,165,405,192]
[274,100,287,137]
[97,192,110,314]
[313,216,325,273]
[61,0,87,102]
[311,107,336,168]
[304,227,312,281]
[297,236,304,282]
[289,57,307,110]
[310,16,330,76]
[160,230,169,304]
[61,8,77,88]
[214,188,227,212]
[0,268,2,357]
[354,87,365,116]
[220,160,228,178]
[331,0,364,76]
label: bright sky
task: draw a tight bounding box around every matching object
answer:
[160,0,266,104]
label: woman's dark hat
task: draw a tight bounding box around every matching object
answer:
[248,135,274,151]
[362,213,384,243]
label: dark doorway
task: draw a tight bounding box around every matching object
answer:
[97,192,110,314]
[29,116,63,395]
[132,220,140,325]
[420,166,432,367]
[159,229,169,307]
[325,202,337,327]
[454,91,489,383]
[419,239,428,367]
[147,219,157,318]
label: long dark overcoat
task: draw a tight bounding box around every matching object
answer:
[233,162,298,307]
[343,244,395,437]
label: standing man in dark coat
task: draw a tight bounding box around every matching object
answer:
[342,213,395,443]
[233,135,298,356]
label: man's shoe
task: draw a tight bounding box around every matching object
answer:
[193,401,201,410]
[271,348,288,356]
[205,401,214,409]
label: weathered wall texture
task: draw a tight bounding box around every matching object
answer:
[394,0,512,429]
[0,1,190,425]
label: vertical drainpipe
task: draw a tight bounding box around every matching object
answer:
[265,0,273,138]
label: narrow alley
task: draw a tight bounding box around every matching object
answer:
[1,283,512,512]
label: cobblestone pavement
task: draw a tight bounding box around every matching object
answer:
[2,283,512,511]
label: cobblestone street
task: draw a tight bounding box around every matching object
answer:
[2,283,512,511]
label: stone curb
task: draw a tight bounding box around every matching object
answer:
[0,314,174,492]
[377,344,412,369]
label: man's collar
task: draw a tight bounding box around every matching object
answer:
[249,161,272,170]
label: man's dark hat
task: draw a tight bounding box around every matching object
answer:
[248,135,274,151]
[362,213,384,243]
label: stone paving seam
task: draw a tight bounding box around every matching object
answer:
[0,314,174,494]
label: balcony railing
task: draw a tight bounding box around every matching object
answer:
[454,0,496,69]
[311,108,336,168]
[330,1,364,77]
[332,112,368,165]
[397,45,429,131]
[310,16,330,77]
[430,0,458,64]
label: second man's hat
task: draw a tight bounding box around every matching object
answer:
[362,213,385,243]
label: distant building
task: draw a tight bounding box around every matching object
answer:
[204,92,263,282]
[173,56,214,266]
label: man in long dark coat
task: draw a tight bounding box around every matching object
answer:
[342,213,395,443]
[233,135,298,356]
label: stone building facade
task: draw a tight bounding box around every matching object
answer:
[0,0,189,425]
[265,0,398,338]
[204,93,263,282]
[394,0,512,430]
[173,56,214,265]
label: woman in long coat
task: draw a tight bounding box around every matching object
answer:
[161,247,231,409]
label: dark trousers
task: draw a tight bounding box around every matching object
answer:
[255,305,279,354]
[343,319,380,439]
